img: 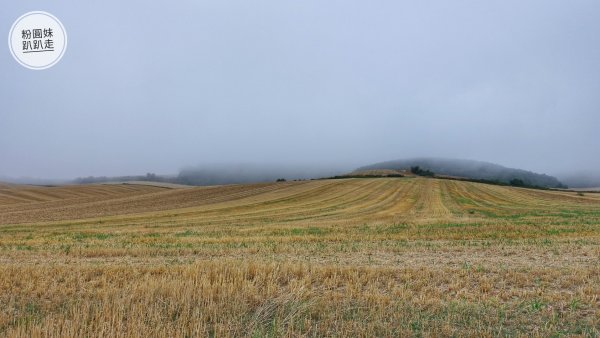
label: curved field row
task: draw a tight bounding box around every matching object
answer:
[0,181,318,225]
[1,178,600,229]
[444,180,600,216]
[0,184,167,207]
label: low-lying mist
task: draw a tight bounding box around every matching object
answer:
[175,163,347,185]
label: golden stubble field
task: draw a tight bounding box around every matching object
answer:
[0,178,599,337]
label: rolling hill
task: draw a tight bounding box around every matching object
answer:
[358,157,566,188]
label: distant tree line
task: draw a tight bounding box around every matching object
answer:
[74,173,170,184]
[433,176,557,190]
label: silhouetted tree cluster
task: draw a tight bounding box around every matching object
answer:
[509,178,525,187]
[410,166,435,177]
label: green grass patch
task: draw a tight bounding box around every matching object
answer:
[289,227,331,236]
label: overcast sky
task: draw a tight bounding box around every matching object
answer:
[2,0,599,179]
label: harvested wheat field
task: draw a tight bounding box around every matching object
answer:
[0,178,599,337]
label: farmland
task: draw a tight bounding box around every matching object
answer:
[0,178,599,336]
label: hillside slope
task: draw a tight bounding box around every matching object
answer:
[358,158,566,188]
